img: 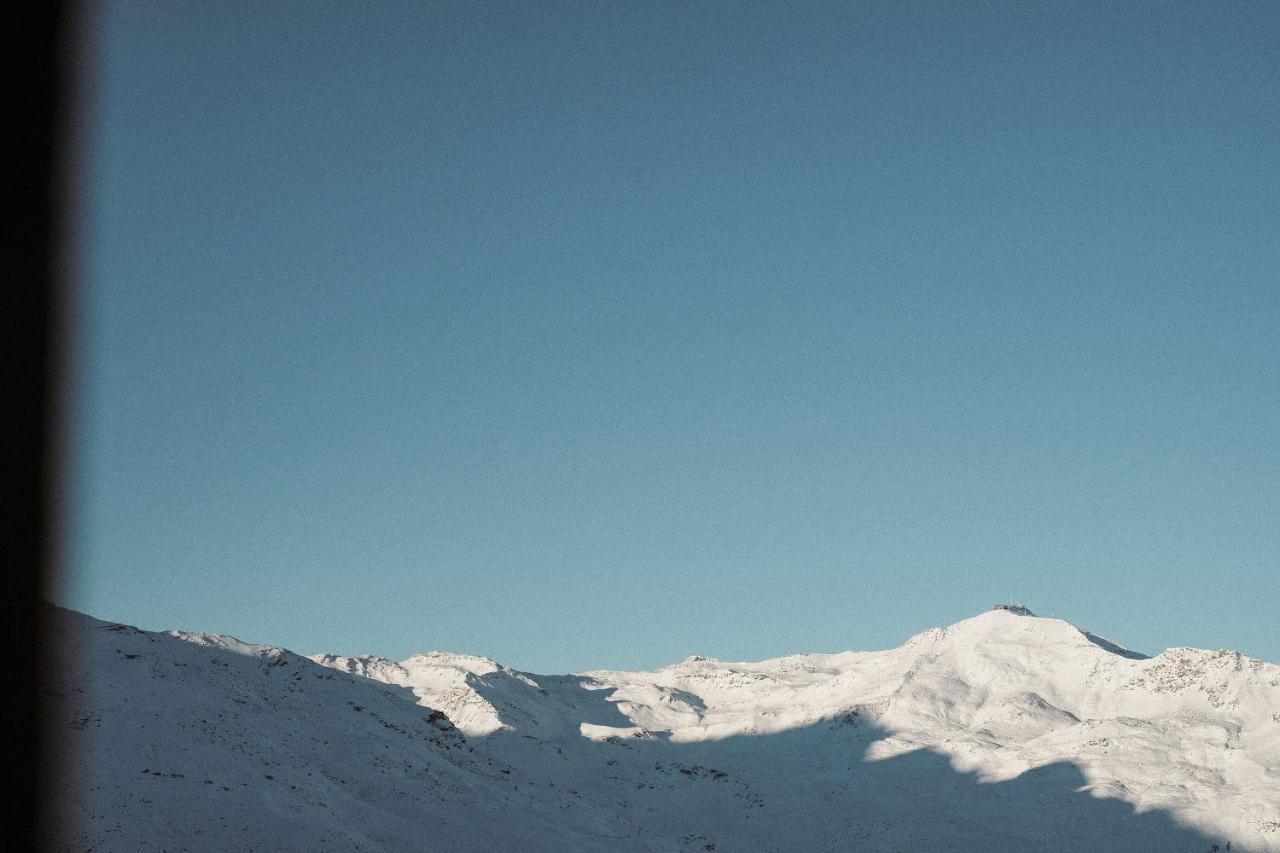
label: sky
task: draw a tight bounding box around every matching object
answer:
[64,1,1279,673]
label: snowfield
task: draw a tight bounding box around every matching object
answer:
[44,606,1280,851]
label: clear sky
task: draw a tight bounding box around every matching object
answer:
[65,1,1278,673]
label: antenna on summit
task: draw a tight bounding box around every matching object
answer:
[992,598,1033,617]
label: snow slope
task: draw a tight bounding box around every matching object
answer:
[44,606,1280,852]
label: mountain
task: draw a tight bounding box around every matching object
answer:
[43,605,1280,851]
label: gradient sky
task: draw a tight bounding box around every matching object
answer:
[65,1,1279,673]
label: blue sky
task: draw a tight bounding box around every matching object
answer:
[66,1,1278,672]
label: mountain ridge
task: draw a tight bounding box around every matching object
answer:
[44,605,1280,851]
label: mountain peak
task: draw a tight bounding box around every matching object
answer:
[989,602,1035,616]
[48,604,1280,850]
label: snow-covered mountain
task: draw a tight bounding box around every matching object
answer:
[44,605,1280,851]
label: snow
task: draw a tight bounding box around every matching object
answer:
[44,606,1280,851]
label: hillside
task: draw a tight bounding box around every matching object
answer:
[43,606,1280,851]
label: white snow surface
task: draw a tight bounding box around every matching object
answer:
[45,606,1280,851]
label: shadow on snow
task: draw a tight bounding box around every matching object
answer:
[468,673,1235,852]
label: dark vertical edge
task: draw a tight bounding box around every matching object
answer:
[3,0,74,849]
